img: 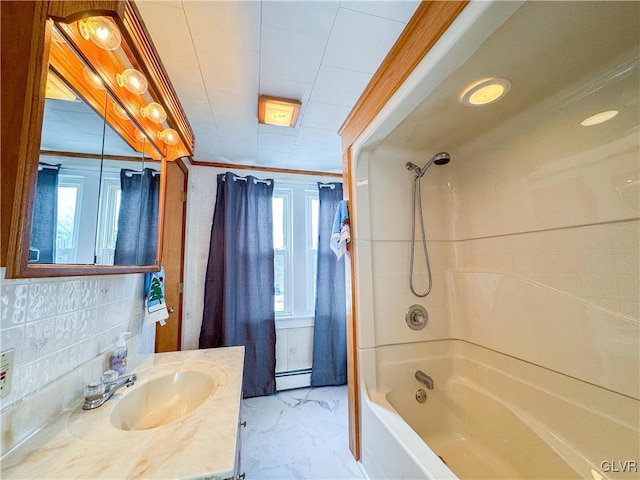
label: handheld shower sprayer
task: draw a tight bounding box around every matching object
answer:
[405,152,450,179]
[406,152,451,297]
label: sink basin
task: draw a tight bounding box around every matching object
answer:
[110,371,215,431]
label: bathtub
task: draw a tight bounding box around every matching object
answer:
[360,339,639,479]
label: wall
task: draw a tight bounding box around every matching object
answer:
[446,118,639,398]
[353,146,455,352]
[182,165,337,386]
[0,269,155,455]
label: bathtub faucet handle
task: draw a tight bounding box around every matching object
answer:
[415,370,434,390]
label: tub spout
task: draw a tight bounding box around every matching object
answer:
[415,370,434,389]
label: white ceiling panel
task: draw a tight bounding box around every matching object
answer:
[183,1,261,53]
[221,138,258,160]
[260,26,328,84]
[340,0,420,23]
[163,61,208,101]
[198,48,259,93]
[289,145,339,162]
[135,2,199,65]
[257,149,291,165]
[262,1,339,37]
[301,101,352,130]
[137,0,414,172]
[206,87,257,120]
[193,131,224,159]
[310,65,372,107]
[181,98,215,124]
[215,114,258,142]
[322,7,405,73]
[295,126,342,149]
[258,132,296,153]
[258,120,303,136]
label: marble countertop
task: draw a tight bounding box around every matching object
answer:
[1,347,244,479]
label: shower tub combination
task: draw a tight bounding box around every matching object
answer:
[360,339,639,479]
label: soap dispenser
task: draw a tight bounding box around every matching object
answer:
[110,332,130,375]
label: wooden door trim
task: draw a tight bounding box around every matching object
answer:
[338,1,469,460]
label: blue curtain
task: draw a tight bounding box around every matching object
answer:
[311,182,347,386]
[200,172,276,398]
[30,163,60,263]
[114,168,160,266]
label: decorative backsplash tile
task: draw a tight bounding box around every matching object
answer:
[0,283,28,329]
[0,269,150,414]
[27,282,59,321]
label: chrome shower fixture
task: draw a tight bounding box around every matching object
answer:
[406,151,451,297]
[405,152,450,179]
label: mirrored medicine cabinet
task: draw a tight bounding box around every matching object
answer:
[5,0,194,278]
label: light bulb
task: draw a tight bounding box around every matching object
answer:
[140,102,167,123]
[83,67,105,90]
[78,17,121,51]
[157,128,179,146]
[112,102,129,120]
[115,68,148,95]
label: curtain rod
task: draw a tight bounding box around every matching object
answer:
[38,163,60,171]
[124,169,160,177]
[222,174,272,185]
[318,183,338,189]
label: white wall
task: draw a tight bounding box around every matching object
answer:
[0,269,154,455]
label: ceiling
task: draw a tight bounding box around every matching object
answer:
[379,0,640,161]
[135,0,420,172]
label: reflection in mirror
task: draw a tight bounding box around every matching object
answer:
[32,67,161,267]
[101,155,161,266]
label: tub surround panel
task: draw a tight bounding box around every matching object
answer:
[1,348,244,480]
[450,272,639,399]
[371,241,454,346]
[456,220,640,319]
[366,146,453,243]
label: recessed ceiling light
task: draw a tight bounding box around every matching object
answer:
[580,110,619,126]
[258,96,301,127]
[461,78,511,106]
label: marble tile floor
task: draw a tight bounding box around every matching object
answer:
[241,386,365,479]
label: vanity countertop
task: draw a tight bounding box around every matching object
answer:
[1,347,244,479]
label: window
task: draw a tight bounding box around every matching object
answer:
[55,176,83,263]
[272,183,319,318]
[95,175,122,264]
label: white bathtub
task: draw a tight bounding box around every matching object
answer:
[360,339,639,479]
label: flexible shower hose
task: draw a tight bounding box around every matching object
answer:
[409,175,433,297]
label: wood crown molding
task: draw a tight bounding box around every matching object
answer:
[190,160,342,178]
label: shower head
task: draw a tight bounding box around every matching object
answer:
[432,152,451,165]
[407,152,451,178]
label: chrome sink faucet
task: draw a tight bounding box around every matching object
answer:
[83,373,137,410]
[415,370,434,390]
